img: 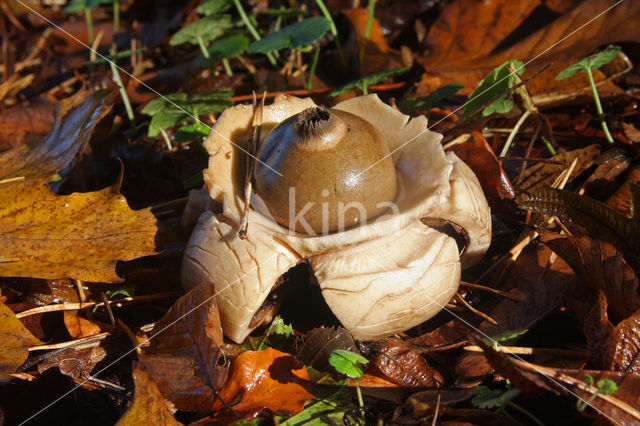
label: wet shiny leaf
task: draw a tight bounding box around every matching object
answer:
[213,347,313,415]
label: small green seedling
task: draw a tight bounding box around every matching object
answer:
[460,60,524,119]
[142,90,232,148]
[487,329,528,350]
[240,316,295,352]
[197,0,233,15]
[576,374,618,411]
[170,15,233,74]
[556,45,621,144]
[329,67,409,97]
[248,17,331,89]
[64,0,112,45]
[247,17,331,53]
[329,349,368,423]
[195,34,250,74]
[472,386,543,425]
[472,386,521,409]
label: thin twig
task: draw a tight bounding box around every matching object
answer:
[455,292,498,325]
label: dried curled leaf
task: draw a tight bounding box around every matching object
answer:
[366,339,436,387]
[0,90,111,181]
[0,302,42,381]
[543,234,640,320]
[0,177,157,282]
[519,187,640,270]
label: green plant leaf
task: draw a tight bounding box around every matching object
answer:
[64,0,110,13]
[106,285,135,299]
[258,7,307,18]
[328,349,368,379]
[460,60,524,119]
[84,48,143,65]
[169,15,232,46]
[518,187,640,261]
[556,45,621,80]
[197,0,233,15]
[402,82,463,110]
[471,386,521,409]
[248,17,330,54]
[174,122,211,142]
[280,387,352,426]
[195,34,249,68]
[329,67,409,97]
[142,91,232,137]
[596,378,618,395]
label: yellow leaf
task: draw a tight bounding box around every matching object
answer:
[0,301,42,381]
[0,177,157,282]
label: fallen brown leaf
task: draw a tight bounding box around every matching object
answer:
[543,234,640,321]
[607,166,640,218]
[0,90,111,182]
[342,8,398,75]
[0,301,42,381]
[297,326,358,372]
[416,0,640,99]
[116,365,181,426]
[516,144,601,200]
[141,282,226,412]
[213,347,313,415]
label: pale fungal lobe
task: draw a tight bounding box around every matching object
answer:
[182,94,491,343]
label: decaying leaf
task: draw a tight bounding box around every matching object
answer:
[116,365,181,426]
[519,188,640,272]
[0,90,111,182]
[582,148,632,198]
[479,245,576,343]
[365,339,437,388]
[0,177,157,282]
[516,144,601,200]
[607,166,640,218]
[297,327,358,373]
[543,234,640,321]
[447,131,515,199]
[0,302,42,381]
[213,347,313,415]
[141,283,226,412]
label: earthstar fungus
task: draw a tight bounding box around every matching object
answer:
[182,94,491,343]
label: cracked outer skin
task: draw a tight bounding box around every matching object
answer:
[182,94,491,343]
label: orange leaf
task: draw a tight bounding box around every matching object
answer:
[63,312,103,339]
[214,348,313,415]
[448,132,515,200]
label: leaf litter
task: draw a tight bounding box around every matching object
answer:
[3,0,640,424]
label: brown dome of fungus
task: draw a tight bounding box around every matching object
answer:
[253,106,397,234]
